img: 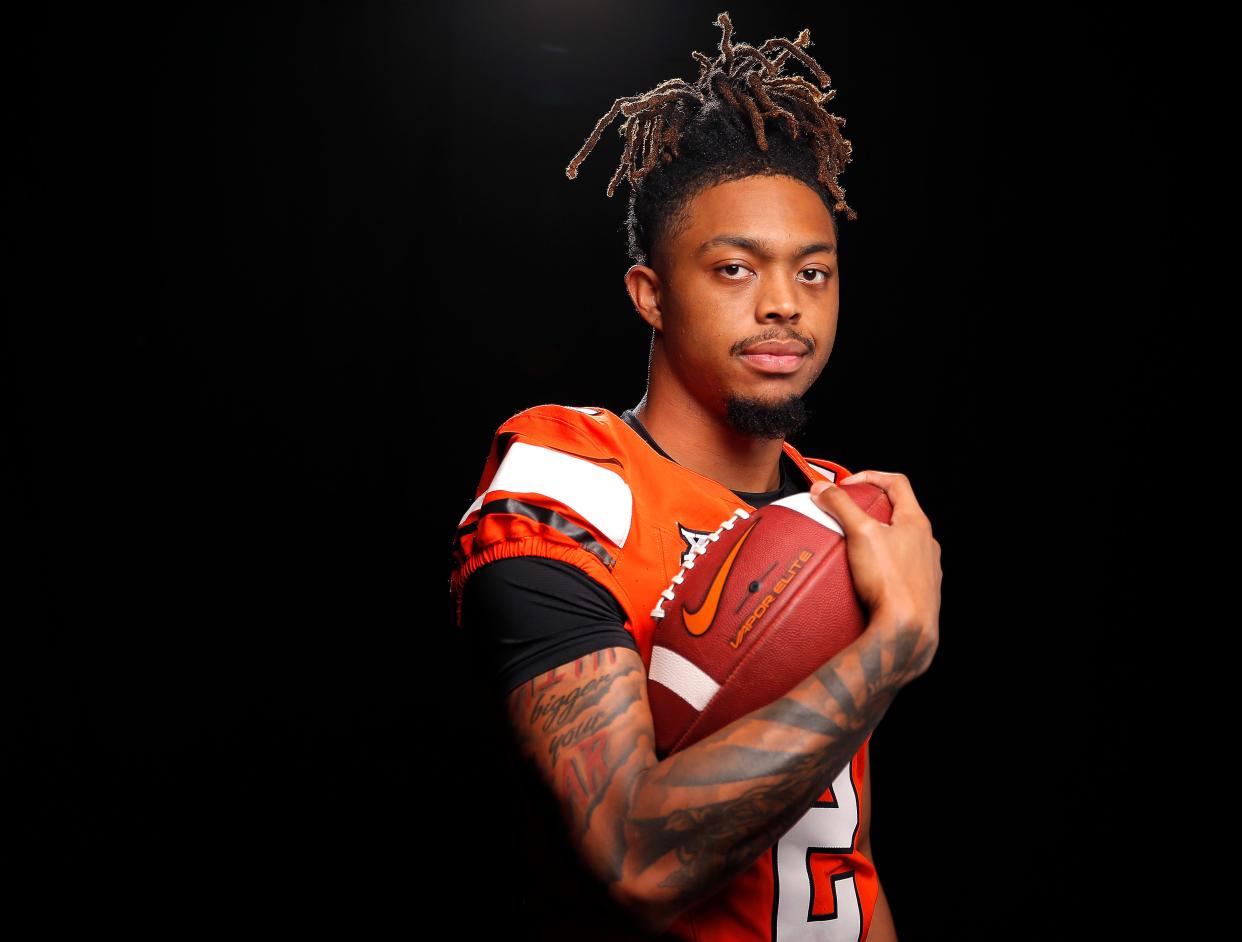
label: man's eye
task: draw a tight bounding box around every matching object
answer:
[801,268,831,283]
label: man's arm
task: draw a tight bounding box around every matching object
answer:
[506,612,928,935]
[503,471,940,935]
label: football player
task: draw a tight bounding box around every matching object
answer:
[450,13,941,940]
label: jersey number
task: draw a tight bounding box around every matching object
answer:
[773,760,862,941]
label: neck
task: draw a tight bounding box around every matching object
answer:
[632,387,786,493]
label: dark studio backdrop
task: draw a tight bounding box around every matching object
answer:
[7,0,1188,934]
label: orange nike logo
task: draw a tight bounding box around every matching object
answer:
[682,523,758,636]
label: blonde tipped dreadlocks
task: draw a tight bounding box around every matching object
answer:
[566,11,857,227]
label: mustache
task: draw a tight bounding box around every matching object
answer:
[730,331,815,356]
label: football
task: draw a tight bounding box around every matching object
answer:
[646,484,893,758]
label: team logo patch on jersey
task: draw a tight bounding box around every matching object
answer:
[677,522,716,568]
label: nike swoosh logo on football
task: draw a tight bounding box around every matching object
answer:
[682,523,758,636]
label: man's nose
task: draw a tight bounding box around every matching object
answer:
[758,278,799,323]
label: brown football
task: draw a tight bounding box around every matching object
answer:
[646,484,893,758]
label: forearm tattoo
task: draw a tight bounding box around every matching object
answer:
[504,621,932,921]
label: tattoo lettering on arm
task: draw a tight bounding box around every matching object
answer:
[507,647,653,846]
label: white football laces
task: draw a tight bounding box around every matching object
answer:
[650,507,752,620]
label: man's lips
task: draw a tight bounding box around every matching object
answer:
[741,339,809,356]
[739,338,810,374]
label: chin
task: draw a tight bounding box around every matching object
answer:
[723,390,811,440]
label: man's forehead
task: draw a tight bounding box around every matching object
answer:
[676,180,838,245]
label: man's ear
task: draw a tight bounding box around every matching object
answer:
[624,264,663,333]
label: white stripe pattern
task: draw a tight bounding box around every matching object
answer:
[647,645,721,711]
[769,491,845,537]
[457,441,633,548]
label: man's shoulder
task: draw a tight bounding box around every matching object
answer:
[459,403,641,540]
[450,404,640,625]
[496,402,621,434]
[491,403,635,463]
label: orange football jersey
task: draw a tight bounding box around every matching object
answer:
[449,403,879,942]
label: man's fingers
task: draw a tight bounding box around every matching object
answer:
[835,470,926,524]
[809,478,875,531]
[839,469,899,487]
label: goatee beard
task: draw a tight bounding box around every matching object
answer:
[724,392,811,440]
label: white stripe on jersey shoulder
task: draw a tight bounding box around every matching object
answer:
[458,440,633,547]
[648,645,721,711]
[768,491,845,537]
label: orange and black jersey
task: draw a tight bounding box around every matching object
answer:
[461,407,808,696]
[449,403,879,942]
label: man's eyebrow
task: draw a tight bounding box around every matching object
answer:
[694,234,836,259]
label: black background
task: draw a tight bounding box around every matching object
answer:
[7,0,1190,934]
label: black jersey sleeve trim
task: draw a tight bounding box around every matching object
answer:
[459,555,638,697]
[454,498,617,569]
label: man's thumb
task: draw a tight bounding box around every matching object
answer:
[809,478,861,528]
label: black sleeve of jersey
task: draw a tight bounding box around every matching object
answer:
[459,556,639,697]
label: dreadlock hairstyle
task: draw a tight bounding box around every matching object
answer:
[566,11,857,273]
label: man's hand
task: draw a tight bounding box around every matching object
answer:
[810,470,942,685]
